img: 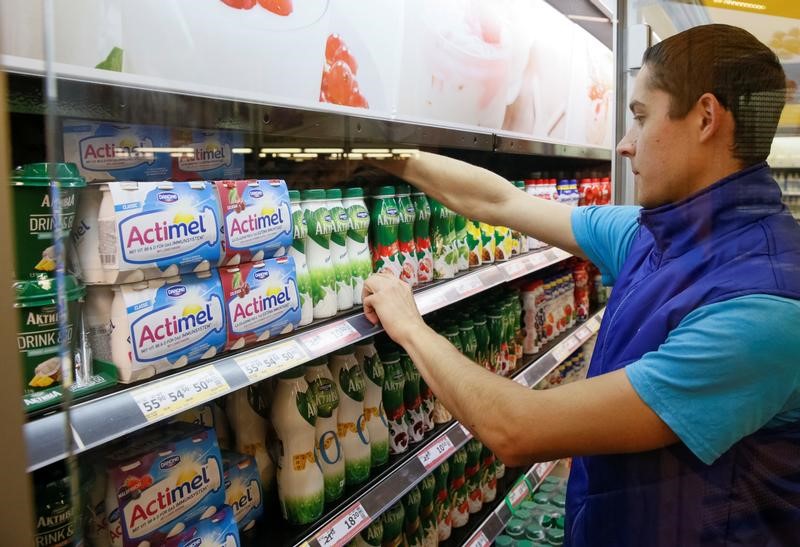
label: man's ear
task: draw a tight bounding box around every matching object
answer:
[696,92,727,144]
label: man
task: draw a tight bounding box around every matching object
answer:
[362,24,800,545]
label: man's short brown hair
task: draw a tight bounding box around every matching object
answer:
[642,24,786,166]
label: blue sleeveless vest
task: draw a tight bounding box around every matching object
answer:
[566,163,800,546]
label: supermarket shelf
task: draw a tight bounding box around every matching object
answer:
[461,461,561,547]
[4,71,611,161]
[23,247,573,472]
[782,191,800,197]
[294,308,604,547]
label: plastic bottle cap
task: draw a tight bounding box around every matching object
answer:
[302,188,326,201]
[344,187,364,198]
[506,518,526,537]
[459,319,474,329]
[495,536,514,547]
[325,188,342,199]
[372,185,396,197]
[396,183,411,195]
[288,189,301,202]
[525,524,547,541]
[533,492,549,505]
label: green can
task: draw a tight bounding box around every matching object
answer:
[428,197,456,279]
[370,186,402,278]
[12,163,85,280]
[381,351,409,455]
[403,485,423,547]
[15,275,84,393]
[454,214,469,271]
[381,501,406,547]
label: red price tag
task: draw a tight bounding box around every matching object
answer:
[506,479,531,508]
[301,321,359,356]
[466,531,490,547]
[316,503,370,547]
[418,435,456,470]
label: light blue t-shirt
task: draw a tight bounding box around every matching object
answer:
[572,205,800,465]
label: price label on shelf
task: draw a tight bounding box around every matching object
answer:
[301,321,359,356]
[466,531,490,547]
[577,325,592,340]
[500,260,526,279]
[316,503,370,547]
[505,477,532,509]
[534,461,553,481]
[235,340,308,382]
[460,423,472,438]
[417,291,448,314]
[544,249,558,261]
[456,275,484,297]
[418,435,456,470]
[132,366,229,422]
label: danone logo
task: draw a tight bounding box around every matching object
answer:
[387,207,398,215]
[357,211,368,218]
[186,538,202,547]
[254,270,270,280]
[159,455,181,469]
[167,286,187,298]
[157,192,179,203]
[249,189,264,199]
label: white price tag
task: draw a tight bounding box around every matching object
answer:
[577,326,592,340]
[501,260,526,279]
[457,275,484,297]
[417,291,448,314]
[534,461,553,480]
[506,480,531,507]
[418,435,456,470]
[552,345,570,364]
[527,253,546,268]
[235,340,308,382]
[544,249,558,261]
[466,531,490,547]
[132,366,229,422]
[302,321,359,355]
[316,503,370,547]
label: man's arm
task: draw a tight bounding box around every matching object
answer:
[363,274,677,466]
[373,152,585,258]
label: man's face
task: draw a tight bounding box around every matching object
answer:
[617,65,697,209]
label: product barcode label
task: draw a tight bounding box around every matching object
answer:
[418,435,456,469]
[466,531,490,547]
[132,366,229,422]
[316,503,370,547]
[456,275,484,297]
[301,321,359,356]
[235,340,308,382]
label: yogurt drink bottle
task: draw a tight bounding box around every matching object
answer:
[449,448,469,528]
[343,187,372,305]
[466,219,483,268]
[381,349,410,454]
[72,183,105,283]
[480,445,497,503]
[351,519,383,547]
[289,191,313,326]
[271,367,324,525]
[434,461,452,541]
[325,189,354,310]
[479,221,496,264]
[381,502,406,547]
[354,338,389,467]
[428,197,455,279]
[329,347,371,486]
[228,386,276,504]
[465,439,484,513]
[304,358,345,503]
[369,186,402,278]
[403,485,424,547]
[454,214,469,271]
[514,181,529,253]
[301,190,337,319]
[400,350,425,444]
[418,473,438,547]
[411,191,433,283]
[395,184,419,286]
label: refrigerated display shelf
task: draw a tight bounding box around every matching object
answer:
[23,247,574,472]
[458,460,561,547]
[289,308,604,547]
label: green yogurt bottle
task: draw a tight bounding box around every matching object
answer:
[326,188,354,311]
[411,191,433,283]
[289,190,314,326]
[302,189,337,319]
[401,350,425,444]
[343,187,372,305]
[381,350,409,454]
[370,186,402,278]
[403,485,424,547]
[395,184,419,286]
[12,163,85,280]
[454,213,469,271]
[381,501,406,547]
[434,460,452,541]
[428,197,456,279]
[15,275,84,393]
[352,519,383,547]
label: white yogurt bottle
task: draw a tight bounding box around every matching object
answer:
[304,357,345,504]
[342,188,371,306]
[72,184,105,284]
[329,346,371,487]
[289,190,313,326]
[354,338,389,468]
[271,367,324,525]
[85,284,113,363]
[325,188,354,311]
[301,190,337,319]
[227,387,276,501]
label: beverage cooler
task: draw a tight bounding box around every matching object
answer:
[6,0,793,545]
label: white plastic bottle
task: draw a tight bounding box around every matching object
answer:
[73,184,104,284]
[85,285,113,362]
[329,346,371,486]
[304,358,345,504]
[97,184,123,285]
[301,190,337,319]
[270,367,324,525]
[354,338,389,468]
[325,188,354,311]
[342,187,371,306]
[288,190,313,326]
[228,387,277,504]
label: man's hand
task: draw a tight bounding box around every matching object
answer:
[362,273,427,345]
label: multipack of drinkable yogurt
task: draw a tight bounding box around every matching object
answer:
[216,179,293,266]
[75,181,222,285]
[104,423,225,547]
[219,257,301,351]
[162,505,240,547]
[171,130,244,182]
[63,120,172,182]
[108,271,227,383]
[222,451,264,532]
